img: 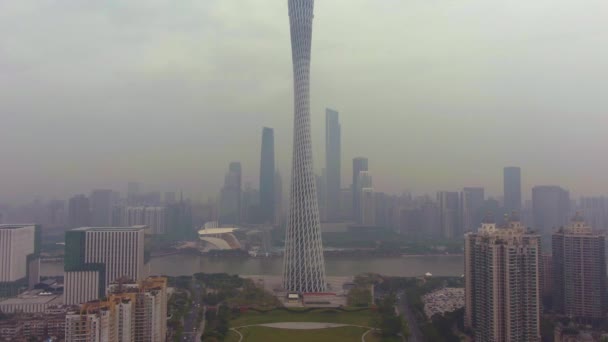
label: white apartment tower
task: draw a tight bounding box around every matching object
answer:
[0,224,40,298]
[465,216,541,342]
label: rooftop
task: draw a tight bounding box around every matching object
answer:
[0,289,62,306]
[0,224,37,230]
[72,225,148,232]
[198,227,239,235]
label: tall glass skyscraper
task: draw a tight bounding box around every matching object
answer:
[325,109,341,221]
[283,0,327,293]
[259,127,275,224]
[503,166,522,214]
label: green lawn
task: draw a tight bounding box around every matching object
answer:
[227,326,371,342]
[230,309,375,328]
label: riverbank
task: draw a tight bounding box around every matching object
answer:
[41,254,464,278]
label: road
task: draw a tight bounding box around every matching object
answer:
[396,292,423,342]
[182,278,206,342]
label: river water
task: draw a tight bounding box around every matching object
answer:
[41,254,464,278]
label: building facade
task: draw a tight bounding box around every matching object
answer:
[438,191,460,239]
[64,226,147,305]
[65,277,167,342]
[122,206,167,235]
[90,190,113,227]
[503,167,521,214]
[259,127,276,224]
[552,215,607,322]
[465,217,541,342]
[325,108,341,222]
[461,187,484,233]
[0,224,40,299]
[352,157,369,223]
[219,162,242,225]
[532,185,570,236]
[68,195,91,229]
[283,0,327,293]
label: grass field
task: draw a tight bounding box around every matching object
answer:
[229,309,375,328]
[226,326,379,342]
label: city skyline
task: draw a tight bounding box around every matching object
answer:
[2,0,608,202]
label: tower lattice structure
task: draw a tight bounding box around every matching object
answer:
[283,0,327,293]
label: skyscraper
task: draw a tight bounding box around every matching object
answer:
[259,127,275,224]
[283,0,327,293]
[0,225,41,299]
[219,162,242,225]
[352,157,369,223]
[68,194,91,229]
[465,216,541,341]
[360,188,376,226]
[532,185,570,236]
[461,187,484,233]
[325,109,341,221]
[503,167,521,214]
[64,226,146,305]
[552,214,606,321]
[437,191,460,239]
[90,189,113,227]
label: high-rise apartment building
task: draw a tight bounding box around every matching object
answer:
[465,217,541,342]
[352,157,369,223]
[283,0,327,293]
[259,127,276,224]
[219,162,242,225]
[360,188,376,226]
[64,226,147,305]
[579,196,608,230]
[325,109,341,221]
[532,185,570,236]
[438,191,460,239]
[503,167,521,214]
[0,225,41,299]
[90,190,113,227]
[461,187,484,233]
[123,207,167,235]
[66,277,167,342]
[68,194,91,229]
[552,215,606,321]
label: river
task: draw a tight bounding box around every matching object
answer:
[41,254,464,278]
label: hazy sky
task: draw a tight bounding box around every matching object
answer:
[1,0,607,203]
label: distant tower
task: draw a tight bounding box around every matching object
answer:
[325,109,341,221]
[90,189,113,227]
[283,0,327,293]
[259,127,276,224]
[352,157,369,223]
[219,162,242,225]
[532,185,570,236]
[503,167,521,214]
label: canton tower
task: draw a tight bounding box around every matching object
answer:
[283,0,327,293]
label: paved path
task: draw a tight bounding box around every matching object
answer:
[257,322,349,330]
[231,322,378,342]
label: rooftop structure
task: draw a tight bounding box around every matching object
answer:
[0,289,63,314]
[198,227,241,250]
